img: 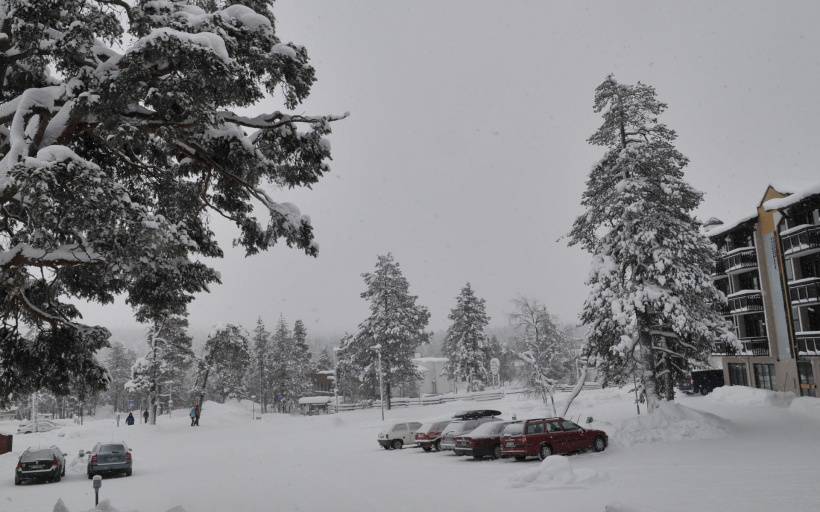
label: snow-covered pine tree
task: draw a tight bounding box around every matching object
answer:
[0,0,343,403]
[442,283,490,392]
[567,76,732,410]
[292,319,314,398]
[337,253,430,409]
[195,324,250,405]
[510,297,573,415]
[104,342,137,412]
[269,317,294,411]
[316,347,333,371]
[126,317,194,423]
[249,318,271,413]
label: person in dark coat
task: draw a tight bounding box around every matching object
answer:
[193,403,201,426]
[189,406,197,427]
[125,412,135,426]
[142,410,149,423]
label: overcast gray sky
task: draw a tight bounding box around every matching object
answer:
[84,0,820,343]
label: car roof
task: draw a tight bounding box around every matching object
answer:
[452,409,502,420]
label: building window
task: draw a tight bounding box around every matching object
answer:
[753,364,775,390]
[793,306,802,333]
[728,363,748,386]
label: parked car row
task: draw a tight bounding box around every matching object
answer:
[14,442,133,485]
[377,409,608,461]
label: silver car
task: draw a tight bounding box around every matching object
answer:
[87,442,133,478]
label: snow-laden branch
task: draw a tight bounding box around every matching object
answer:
[219,111,349,130]
[0,243,104,269]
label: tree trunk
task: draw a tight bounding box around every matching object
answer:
[386,381,392,410]
[637,328,659,413]
[560,365,588,417]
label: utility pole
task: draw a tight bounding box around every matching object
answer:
[371,344,384,421]
[333,346,341,413]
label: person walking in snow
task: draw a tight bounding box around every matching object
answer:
[125,412,135,426]
[189,406,197,427]
[142,409,149,423]
[194,403,201,426]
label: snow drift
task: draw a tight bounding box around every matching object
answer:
[706,386,794,407]
[788,396,820,422]
[612,402,732,446]
[509,455,607,489]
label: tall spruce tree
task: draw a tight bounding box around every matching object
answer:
[269,317,294,410]
[250,318,271,413]
[568,76,732,410]
[292,320,314,398]
[195,324,250,405]
[338,253,430,408]
[104,342,137,412]
[0,0,343,403]
[442,283,490,392]
[126,317,194,423]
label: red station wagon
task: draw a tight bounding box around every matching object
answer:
[415,420,451,452]
[500,417,607,461]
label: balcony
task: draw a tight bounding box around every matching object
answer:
[712,258,727,277]
[781,225,820,257]
[796,333,820,356]
[713,336,770,357]
[721,247,758,274]
[789,277,820,305]
[727,290,764,314]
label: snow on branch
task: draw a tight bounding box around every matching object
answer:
[0,243,104,269]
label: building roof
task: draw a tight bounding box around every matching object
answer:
[763,181,820,212]
[704,213,758,238]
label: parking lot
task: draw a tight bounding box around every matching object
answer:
[1,388,819,512]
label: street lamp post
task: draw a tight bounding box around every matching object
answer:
[371,344,384,421]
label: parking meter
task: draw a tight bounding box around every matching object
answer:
[92,475,102,505]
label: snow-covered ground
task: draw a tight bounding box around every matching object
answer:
[1,387,819,512]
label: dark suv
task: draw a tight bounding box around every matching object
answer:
[500,417,607,460]
[15,446,66,484]
[87,442,133,478]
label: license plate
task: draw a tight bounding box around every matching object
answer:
[506,442,515,448]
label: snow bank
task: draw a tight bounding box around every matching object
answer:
[706,385,794,407]
[53,498,186,512]
[612,402,732,447]
[509,456,607,489]
[788,396,820,422]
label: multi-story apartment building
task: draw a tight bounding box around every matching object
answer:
[707,184,820,396]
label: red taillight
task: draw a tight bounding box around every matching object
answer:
[15,462,22,470]
[90,454,97,464]
[52,456,59,467]
[126,452,132,462]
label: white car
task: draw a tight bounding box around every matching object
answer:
[377,421,422,450]
[17,419,59,434]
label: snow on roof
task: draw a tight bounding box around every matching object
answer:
[298,396,332,405]
[763,181,820,212]
[413,357,448,363]
[704,213,758,238]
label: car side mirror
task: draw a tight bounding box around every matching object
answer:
[79,450,85,457]
[585,416,593,424]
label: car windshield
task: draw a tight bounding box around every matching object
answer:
[21,450,53,462]
[467,421,505,438]
[502,422,523,435]
[99,444,126,454]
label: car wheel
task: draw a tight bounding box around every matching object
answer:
[53,471,61,483]
[381,444,390,450]
[125,468,132,477]
[14,476,21,485]
[593,436,606,452]
[473,454,483,461]
[514,455,526,461]
[700,386,709,396]
[87,472,93,480]
[61,466,66,477]
[433,440,441,452]
[493,446,502,460]
[422,446,431,452]
[391,439,403,450]
[538,444,552,461]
